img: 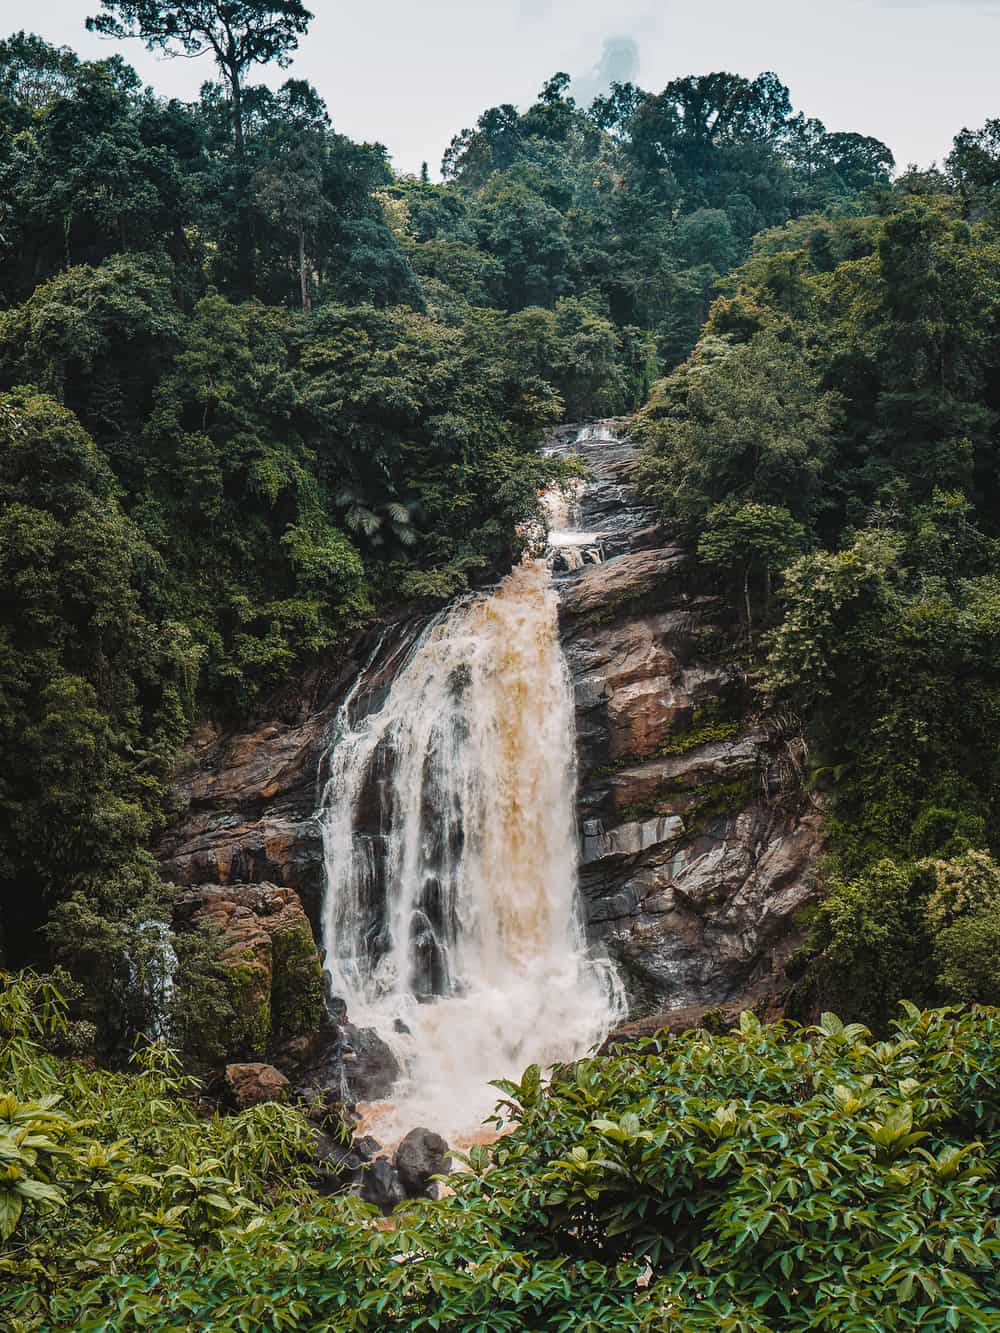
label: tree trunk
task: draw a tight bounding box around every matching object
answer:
[228,67,255,299]
[743,564,753,646]
[230,67,245,164]
[298,226,311,312]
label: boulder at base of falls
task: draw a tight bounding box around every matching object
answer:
[357,1130,450,1214]
[393,1127,451,1199]
[223,1062,290,1109]
[311,1126,380,1195]
[598,993,787,1052]
[360,1156,407,1215]
[173,882,324,1062]
[276,1016,401,1106]
[338,1022,401,1102]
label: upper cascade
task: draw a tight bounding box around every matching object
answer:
[318,553,623,1142]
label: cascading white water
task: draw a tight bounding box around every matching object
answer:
[129,919,178,1042]
[318,559,623,1142]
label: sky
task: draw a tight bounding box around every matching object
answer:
[4,0,999,176]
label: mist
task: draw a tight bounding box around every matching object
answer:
[571,35,642,106]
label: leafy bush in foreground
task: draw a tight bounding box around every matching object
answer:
[1,972,998,1330]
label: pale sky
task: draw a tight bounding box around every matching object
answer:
[4,0,999,176]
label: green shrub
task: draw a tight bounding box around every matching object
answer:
[923,849,1000,929]
[2,971,999,1331]
[935,911,1000,1006]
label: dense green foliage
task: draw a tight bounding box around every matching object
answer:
[2,973,998,1330]
[637,180,1000,1021]
[3,9,998,1326]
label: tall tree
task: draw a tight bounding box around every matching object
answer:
[87,0,312,292]
[252,80,331,309]
[87,0,311,160]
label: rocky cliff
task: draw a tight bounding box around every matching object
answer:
[160,422,821,1031]
[548,425,822,1015]
[159,623,422,930]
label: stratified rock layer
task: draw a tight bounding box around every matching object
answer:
[161,722,331,924]
[551,425,821,1014]
[159,619,423,930]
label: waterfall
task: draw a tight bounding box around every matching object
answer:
[318,559,622,1141]
[129,919,178,1042]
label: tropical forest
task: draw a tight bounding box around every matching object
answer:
[1,0,999,1328]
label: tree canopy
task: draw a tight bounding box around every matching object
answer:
[637,185,1000,1024]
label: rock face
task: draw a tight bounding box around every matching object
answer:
[360,1156,407,1215]
[174,882,324,1058]
[276,1015,401,1106]
[160,718,331,925]
[159,620,424,930]
[550,425,822,1014]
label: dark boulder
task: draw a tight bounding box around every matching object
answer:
[312,1131,360,1194]
[303,1089,354,1137]
[360,1156,406,1215]
[274,1013,399,1107]
[354,1134,382,1161]
[393,1127,451,1199]
[313,1129,383,1196]
[340,1022,400,1101]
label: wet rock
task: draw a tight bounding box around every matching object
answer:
[354,1135,382,1161]
[322,974,348,1023]
[303,1089,354,1137]
[158,615,426,932]
[582,815,685,865]
[307,1111,384,1196]
[275,1029,327,1069]
[311,1127,380,1195]
[158,709,332,922]
[360,1156,407,1215]
[312,1131,356,1192]
[223,1062,290,1109]
[393,1127,451,1199]
[281,1015,400,1107]
[600,1001,743,1051]
[597,806,823,1011]
[565,611,728,786]
[560,547,691,624]
[340,1022,401,1102]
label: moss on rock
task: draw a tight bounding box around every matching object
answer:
[174,883,324,1065]
[269,918,324,1045]
[224,948,272,1060]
